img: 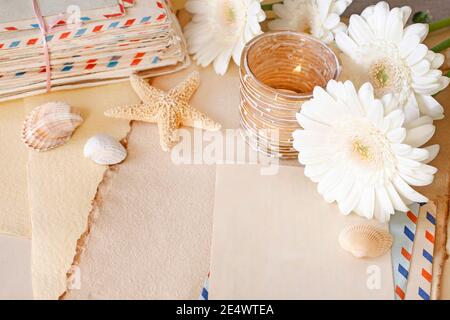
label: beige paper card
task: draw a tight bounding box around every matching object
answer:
[23,82,134,299]
[0,99,31,238]
[210,164,394,300]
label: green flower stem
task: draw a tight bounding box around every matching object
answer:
[431,38,450,52]
[429,17,450,33]
[261,3,273,11]
[445,70,450,78]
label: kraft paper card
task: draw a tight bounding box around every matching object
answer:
[209,164,394,300]
[0,99,31,238]
[24,82,134,299]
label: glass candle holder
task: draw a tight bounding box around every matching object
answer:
[239,31,340,159]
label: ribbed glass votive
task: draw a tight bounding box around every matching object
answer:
[239,31,340,159]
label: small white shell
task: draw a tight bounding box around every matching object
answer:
[22,101,83,151]
[84,134,127,165]
[339,223,393,259]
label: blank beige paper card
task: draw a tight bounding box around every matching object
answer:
[210,164,394,300]
[0,99,31,238]
[23,83,135,299]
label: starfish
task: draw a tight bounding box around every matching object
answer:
[104,71,221,151]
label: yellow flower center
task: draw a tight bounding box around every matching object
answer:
[223,1,236,25]
[369,60,394,92]
[352,139,372,161]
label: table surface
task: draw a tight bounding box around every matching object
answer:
[0,3,449,299]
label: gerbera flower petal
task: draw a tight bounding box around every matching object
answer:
[334,172,356,203]
[382,110,405,132]
[392,144,412,159]
[420,163,438,175]
[335,32,358,57]
[398,167,434,186]
[410,59,431,76]
[385,8,404,43]
[405,114,433,129]
[324,165,355,203]
[296,114,330,131]
[429,52,445,69]
[392,175,428,203]
[403,124,435,147]
[232,37,245,66]
[405,147,430,162]
[387,127,406,143]
[398,35,421,59]
[372,1,390,37]
[348,15,374,45]
[412,82,445,95]
[375,186,395,221]
[268,0,352,43]
[335,0,353,15]
[338,180,364,215]
[324,13,340,29]
[318,167,345,201]
[400,6,412,25]
[403,23,429,42]
[423,145,440,163]
[406,44,428,66]
[184,0,207,14]
[355,186,375,219]
[386,182,409,212]
[304,162,333,182]
[213,46,233,76]
[403,93,421,124]
[358,82,375,108]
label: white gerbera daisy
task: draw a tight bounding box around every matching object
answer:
[336,1,450,122]
[293,80,438,222]
[268,0,352,43]
[184,0,265,75]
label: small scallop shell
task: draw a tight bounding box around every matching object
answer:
[339,223,393,259]
[22,101,83,151]
[83,134,127,165]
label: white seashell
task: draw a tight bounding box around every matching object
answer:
[22,101,83,151]
[83,134,127,165]
[339,223,393,259]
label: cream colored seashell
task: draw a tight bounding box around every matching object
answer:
[339,223,393,259]
[83,134,127,165]
[22,101,83,151]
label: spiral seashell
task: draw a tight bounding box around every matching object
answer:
[22,101,83,151]
[83,134,127,165]
[339,223,393,259]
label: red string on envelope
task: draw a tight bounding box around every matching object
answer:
[32,0,81,92]
[32,0,53,92]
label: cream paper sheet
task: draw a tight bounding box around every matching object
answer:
[23,83,134,299]
[0,234,33,299]
[0,99,31,238]
[64,65,239,299]
[210,164,394,300]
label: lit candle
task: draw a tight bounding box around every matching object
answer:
[239,31,340,159]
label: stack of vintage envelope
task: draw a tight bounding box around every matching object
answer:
[0,0,189,102]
